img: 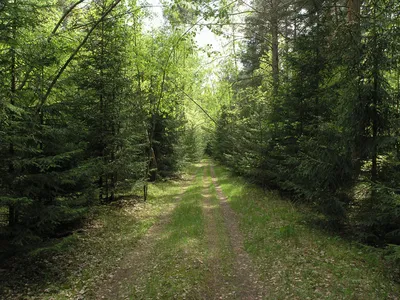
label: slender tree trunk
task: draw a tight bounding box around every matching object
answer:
[39,65,44,151]
[99,176,103,201]
[132,17,149,201]
[314,9,321,123]
[348,0,361,23]
[105,175,109,201]
[271,1,279,96]
[232,23,238,79]
[284,16,289,79]
[371,6,379,182]
[8,0,17,227]
[396,68,400,157]
[110,99,116,202]
[348,0,363,177]
[99,8,105,202]
[146,72,164,188]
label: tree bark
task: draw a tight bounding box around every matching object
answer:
[348,0,361,23]
[271,1,279,96]
[348,0,363,178]
[371,6,379,182]
[8,0,17,227]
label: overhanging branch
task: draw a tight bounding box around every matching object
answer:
[37,0,122,112]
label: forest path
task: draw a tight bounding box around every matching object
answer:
[208,163,266,299]
[96,173,197,299]
[3,161,398,299]
[96,160,267,299]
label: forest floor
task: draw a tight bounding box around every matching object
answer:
[1,160,400,299]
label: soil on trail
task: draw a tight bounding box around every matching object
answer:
[96,175,195,299]
[209,163,266,300]
[96,162,267,299]
[201,165,236,299]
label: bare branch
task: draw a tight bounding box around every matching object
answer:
[52,0,85,35]
[172,83,216,124]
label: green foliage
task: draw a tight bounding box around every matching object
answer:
[354,184,400,245]
[213,164,400,298]
[0,0,208,245]
[211,0,400,242]
[385,244,400,278]
[0,177,185,299]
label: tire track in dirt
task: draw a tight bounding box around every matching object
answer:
[201,165,235,299]
[209,163,267,300]
[96,175,196,299]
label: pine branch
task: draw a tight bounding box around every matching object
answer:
[37,0,122,113]
[17,0,86,91]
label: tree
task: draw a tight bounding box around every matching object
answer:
[212,0,400,239]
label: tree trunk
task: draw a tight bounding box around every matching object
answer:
[348,0,361,23]
[371,6,379,182]
[110,117,116,202]
[99,9,106,202]
[348,0,363,178]
[271,1,279,96]
[9,205,17,227]
[8,0,17,227]
[99,176,103,201]
[149,147,158,182]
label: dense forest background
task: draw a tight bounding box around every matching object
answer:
[211,0,400,248]
[1,0,400,259]
[0,0,212,246]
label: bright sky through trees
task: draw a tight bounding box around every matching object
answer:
[144,0,224,54]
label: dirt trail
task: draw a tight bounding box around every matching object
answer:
[201,165,235,299]
[202,166,220,293]
[209,163,267,300]
[97,162,267,299]
[96,175,195,299]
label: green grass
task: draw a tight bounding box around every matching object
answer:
[3,162,399,299]
[213,163,400,299]
[0,177,186,299]
[206,165,236,279]
[126,163,236,299]
[128,164,208,299]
